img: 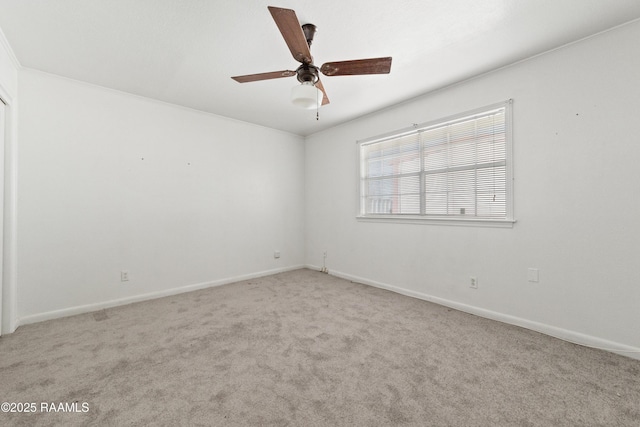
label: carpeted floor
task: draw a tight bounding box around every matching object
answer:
[1,268,639,426]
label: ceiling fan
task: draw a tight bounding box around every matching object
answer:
[231,6,392,109]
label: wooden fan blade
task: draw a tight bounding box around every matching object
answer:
[320,57,392,76]
[231,70,296,83]
[268,6,313,64]
[315,78,330,106]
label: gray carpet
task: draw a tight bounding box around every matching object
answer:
[1,269,639,426]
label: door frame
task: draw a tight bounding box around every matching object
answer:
[0,80,17,335]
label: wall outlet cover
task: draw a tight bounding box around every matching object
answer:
[470,276,478,289]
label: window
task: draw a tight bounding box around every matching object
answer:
[358,101,513,226]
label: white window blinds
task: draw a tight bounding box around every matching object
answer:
[359,101,512,222]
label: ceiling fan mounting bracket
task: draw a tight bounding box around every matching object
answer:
[302,24,317,48]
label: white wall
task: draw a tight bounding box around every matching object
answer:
[305,20,640,356]
[18,70,305,321]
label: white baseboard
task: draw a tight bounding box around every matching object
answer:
[17,265,305,328]
[16,264,640,361]
[323,267,640,361]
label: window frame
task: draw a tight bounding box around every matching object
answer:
[356,100,515,227]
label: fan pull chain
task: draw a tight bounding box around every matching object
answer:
[316,87,320,121]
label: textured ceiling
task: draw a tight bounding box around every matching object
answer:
[1,0,640,136]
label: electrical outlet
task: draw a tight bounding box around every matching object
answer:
[527,268,539,283]
[121,271,129,282]
[470,276,478,289]
[274,250,281,259]
[321,250,328,273]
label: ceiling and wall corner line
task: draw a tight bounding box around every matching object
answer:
[20,67,306,140]
[303,15,640,141]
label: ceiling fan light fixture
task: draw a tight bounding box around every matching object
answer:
[291,82,322,109]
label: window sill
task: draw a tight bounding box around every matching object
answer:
[356,215,516,228]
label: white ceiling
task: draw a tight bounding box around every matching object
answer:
[1,1,640,136]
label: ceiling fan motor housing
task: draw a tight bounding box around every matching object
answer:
[296,64,319,84]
